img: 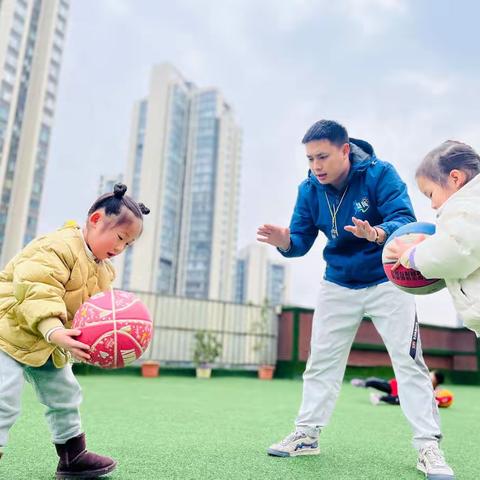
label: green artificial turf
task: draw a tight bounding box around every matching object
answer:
[1,374,478,479]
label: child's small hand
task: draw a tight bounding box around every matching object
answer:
[50,329,91,362]
[384,236,425,271]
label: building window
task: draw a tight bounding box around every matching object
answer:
[51,44,62,64]
[9,30,22,51]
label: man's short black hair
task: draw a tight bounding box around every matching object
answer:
[302,119,349,146]
[432,370,445,385]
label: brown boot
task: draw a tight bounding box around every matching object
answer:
[55,433,117,479]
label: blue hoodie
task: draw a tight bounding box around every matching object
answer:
[280,138,416,289]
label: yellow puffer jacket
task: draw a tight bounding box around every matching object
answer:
[0,222,115,367]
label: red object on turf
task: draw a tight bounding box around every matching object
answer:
[435,389,454,408]
[72,289,152,369]
[388,378,398,397]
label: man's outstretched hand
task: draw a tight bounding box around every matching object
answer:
[257,224,291,250]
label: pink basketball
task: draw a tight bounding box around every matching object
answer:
[72,289,153,369]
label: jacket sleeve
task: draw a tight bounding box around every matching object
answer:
[414,209,480,280]
[278,184,318,258]
[375,163,416,238]
[13,245,71,335]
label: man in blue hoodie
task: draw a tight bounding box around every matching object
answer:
[257,120,454,480]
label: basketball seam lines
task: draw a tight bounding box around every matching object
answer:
[89,331,144,361]
[111,288,117,368]
[81,299,142,314]
[77,319,151,328]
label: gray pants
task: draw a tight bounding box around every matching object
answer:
[295,280,441,450]
[0,350,82,449]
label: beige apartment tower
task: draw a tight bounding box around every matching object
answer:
[118,63,242,302]
[235,243,290,306]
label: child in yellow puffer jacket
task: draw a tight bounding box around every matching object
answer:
[0,183,149,479]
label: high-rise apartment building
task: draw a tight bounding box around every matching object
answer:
[235,243,289,306]
[0,0,69,264]
[117,64,242,301]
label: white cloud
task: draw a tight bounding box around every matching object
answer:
[340,0,408,36]
[389,70,452,96]
[102,0,132,17]
[267,0,319,32]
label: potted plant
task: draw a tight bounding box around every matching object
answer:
[141,360,160,378]
[193,330,222,379]
[252,299,275,380]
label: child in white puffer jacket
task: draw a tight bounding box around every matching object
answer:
[387,140,480,335]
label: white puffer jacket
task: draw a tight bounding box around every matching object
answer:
[415,173,480,336]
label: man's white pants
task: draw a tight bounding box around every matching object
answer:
[295,280,441,450]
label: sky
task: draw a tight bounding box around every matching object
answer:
[40,0,480,327]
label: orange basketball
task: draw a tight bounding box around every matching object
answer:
[435,389,454,408]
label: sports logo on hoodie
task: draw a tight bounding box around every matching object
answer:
[354,197,370,214]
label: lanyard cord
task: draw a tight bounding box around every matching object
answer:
[325,185,349,237]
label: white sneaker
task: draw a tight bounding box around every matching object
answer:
[417,442,455,479]
[267,431,320,457]
[369,393,381,405]
[350,378,366,388]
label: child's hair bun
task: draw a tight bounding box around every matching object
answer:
[138,203,150,215]
[113,183,127,199]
